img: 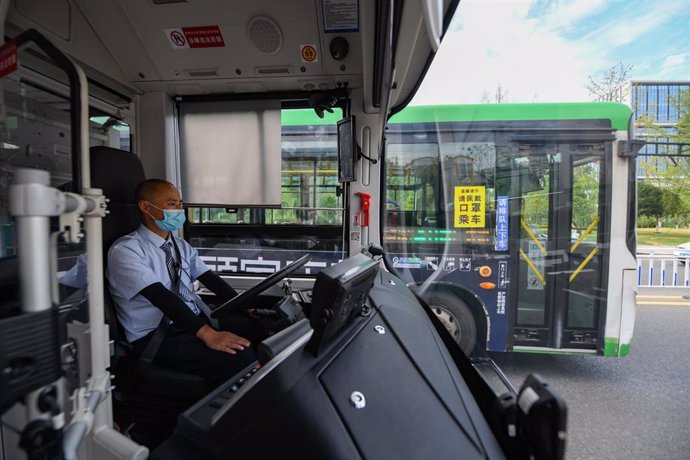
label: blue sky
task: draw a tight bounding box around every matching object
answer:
[413,0,690,104]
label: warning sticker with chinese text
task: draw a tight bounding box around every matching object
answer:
[454,186,485,228]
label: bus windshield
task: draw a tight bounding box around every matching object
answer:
[185,108,345,276]
[383,103,637,357]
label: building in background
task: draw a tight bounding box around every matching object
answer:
[631,80,690,178]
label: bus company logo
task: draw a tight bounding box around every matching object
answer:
[392,256,422,269]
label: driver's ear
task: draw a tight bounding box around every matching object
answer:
[137,200,148,214]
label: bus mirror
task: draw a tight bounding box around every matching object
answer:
[617,139,644,158]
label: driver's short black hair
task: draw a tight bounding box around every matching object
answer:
[134,179,173,204]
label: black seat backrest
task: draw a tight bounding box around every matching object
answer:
[90,146,146,256]
[89,146,146,346]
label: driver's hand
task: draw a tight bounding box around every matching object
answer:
[196,324,250,355]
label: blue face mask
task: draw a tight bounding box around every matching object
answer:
[146,202,186,232]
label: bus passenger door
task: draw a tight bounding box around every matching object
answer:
[511,143,606,351]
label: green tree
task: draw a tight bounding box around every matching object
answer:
[638,182,664,232]
[572,162,600,229]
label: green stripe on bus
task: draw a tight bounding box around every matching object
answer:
[281,108,343,126]
[604,338,631,357]
[389,102,632,131]
[513,348,595,356]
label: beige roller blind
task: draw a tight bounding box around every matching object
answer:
[179,99,282,206]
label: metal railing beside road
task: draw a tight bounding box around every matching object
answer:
[637,253,690,288]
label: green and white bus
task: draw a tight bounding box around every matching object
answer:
[383,103,640,357]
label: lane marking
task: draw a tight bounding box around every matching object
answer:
[637,294,690,299]
[637,301,690,306]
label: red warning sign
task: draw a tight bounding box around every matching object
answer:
[165,25,225,49]
[0,40,18,78]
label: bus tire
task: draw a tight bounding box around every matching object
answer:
[427,291,477,356]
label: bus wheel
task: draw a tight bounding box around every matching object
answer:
[428,292,477,356]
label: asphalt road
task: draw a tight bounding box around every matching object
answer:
[490,304,690,460]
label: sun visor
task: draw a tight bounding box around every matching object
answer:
[179,99,281,207]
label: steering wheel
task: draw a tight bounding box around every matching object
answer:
[211,254,312,317]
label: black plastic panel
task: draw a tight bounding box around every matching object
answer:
[0,309,62,413]
[154,266,505,459]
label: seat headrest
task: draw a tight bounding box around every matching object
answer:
[90,146,146,204]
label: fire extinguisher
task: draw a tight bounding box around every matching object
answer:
[355,191,371,247]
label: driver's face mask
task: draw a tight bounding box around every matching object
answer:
[146,202,186,232]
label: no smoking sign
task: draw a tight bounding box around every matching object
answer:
[165,25,226,49]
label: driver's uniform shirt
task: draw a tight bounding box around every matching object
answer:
[107,224,210,342]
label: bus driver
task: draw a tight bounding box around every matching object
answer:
[107,179,264,385]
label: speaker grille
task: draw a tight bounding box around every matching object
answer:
[247,16,283,55]
[184,69,219,78]
[255,66,292,75]
[151,0,188,5]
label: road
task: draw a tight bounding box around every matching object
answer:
[489,303,690,460]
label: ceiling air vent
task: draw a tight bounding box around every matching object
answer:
[184,69,219,78]
[247,16,283,55]
[151,0,189,5]
[255,66,292,75]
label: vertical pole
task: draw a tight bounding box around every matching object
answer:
[14,173,52,312]
[10,169,53,422]
[673,259,678,286]
[648,252,654,286]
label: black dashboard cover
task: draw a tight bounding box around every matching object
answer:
[153,269,505,459]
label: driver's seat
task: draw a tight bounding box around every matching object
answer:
[90,146,214,446]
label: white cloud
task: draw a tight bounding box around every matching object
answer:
[660,52,690,72]
[540,0,607,32]
[578,1,687,50]
[413,0,591,104]
[411,0,689,106]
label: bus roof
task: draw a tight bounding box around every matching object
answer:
[389,102,633,131]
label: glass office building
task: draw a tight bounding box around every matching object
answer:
[631,81,690,178]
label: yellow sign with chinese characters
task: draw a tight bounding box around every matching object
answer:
[454,186,485,228]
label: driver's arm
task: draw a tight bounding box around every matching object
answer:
[140,282,249,354]
[197,269,238,304]
[139,282,206,334]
